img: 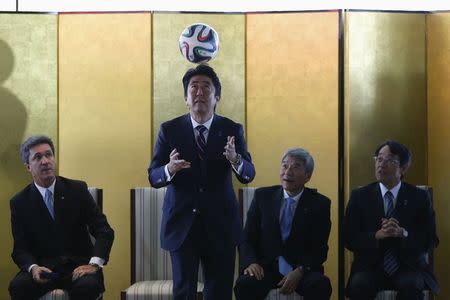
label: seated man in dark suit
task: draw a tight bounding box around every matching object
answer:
[344,140,439,300]
[234,148,332,300]
[9,135,115,300]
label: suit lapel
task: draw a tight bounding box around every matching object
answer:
[182,114,196,161]
[272,187,284,240]
[205,114,224,158]
[394,183,408,218]
[372,184,386,220]
[30,183,54,223]
[290,188,310,234]
[53,177,62,223]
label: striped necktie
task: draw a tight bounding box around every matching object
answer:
[195,125,207,160]
[383,191,399,276]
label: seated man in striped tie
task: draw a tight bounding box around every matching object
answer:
[344,140,439,300]
[8,135,115,300]
[234,148,332,300]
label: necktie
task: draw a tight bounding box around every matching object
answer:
[383,191,399,276]
[44,189,55,219]
[279,197,295,275]
[195,125,207,160]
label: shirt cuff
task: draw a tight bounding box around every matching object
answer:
[89,257,105,268]
[164,164,174,182]
[232,161,243,174]
[28,264,38,273]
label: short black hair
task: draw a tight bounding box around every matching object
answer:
[375,140,411,168]
[182,64,221,97]
[20,135,55,164]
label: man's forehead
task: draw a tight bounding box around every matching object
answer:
[282,156,303,165]
[30,143,52,153]
[378,146,398,157]
[189,75,212,85]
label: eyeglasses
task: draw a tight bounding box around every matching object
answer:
[373,156,400,165]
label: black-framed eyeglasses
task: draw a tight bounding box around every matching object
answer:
[373,156,400,165]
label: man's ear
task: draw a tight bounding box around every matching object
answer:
[25,163,30,172]
[400,164,410,177]
[305,173,312,184]
[215,95,220,102]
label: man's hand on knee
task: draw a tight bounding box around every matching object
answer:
[72,264,99,281]
[278,267,303,294]
[31,265,52,284]
[243,263,264,280]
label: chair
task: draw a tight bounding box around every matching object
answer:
[375,290,430,300]
[39,187,103,300]
[121,187,204,300]
[239,187,303,300]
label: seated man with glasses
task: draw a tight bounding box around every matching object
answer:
[344,140,439,300]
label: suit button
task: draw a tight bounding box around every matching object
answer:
[192,209,197,213]
[199,188,205,192]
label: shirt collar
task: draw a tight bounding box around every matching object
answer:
[379,181,402,199]
[34,179,56,199]
[283,188,304,203]
[190,114,214,130]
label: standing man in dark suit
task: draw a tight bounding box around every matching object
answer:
[148,64,255,300]
[344,140,439,300]
[234,148,332,300]
[9,135,114,300]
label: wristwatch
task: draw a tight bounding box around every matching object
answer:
[89,263,101,271]
[232,153,242,166]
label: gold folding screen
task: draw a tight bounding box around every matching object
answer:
[2,9,450,300]
[58,13,152,300]
[427,12,450,300]
[247,12,340,299]
[0,14,57,299]
[345,10,431,295]
[345,12,427,191]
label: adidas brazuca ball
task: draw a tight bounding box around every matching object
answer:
[179,23,219,64]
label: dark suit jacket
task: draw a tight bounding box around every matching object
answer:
[10,176,114,272]
[148,113,255,251]
[344,182,439,293]
[239,186,331,274]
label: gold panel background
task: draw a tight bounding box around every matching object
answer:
[58,13,152,300]
[345,11,427,283]
[247,12,339,300]
[427,12,450,300]
[0,14,57,299]
[152,13,246,141]
[346,12,427,189]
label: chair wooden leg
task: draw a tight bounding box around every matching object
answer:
[196,291,203,300]
[121,291,127,300]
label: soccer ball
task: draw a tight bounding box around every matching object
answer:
[179,23,219,64]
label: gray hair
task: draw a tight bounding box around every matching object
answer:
[20,135,55,164]
[282,147,314,175]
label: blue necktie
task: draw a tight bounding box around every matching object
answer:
[44,189,55,219]
[383,191,399,276]
[195,125,207,160]
[279,197,295,275]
